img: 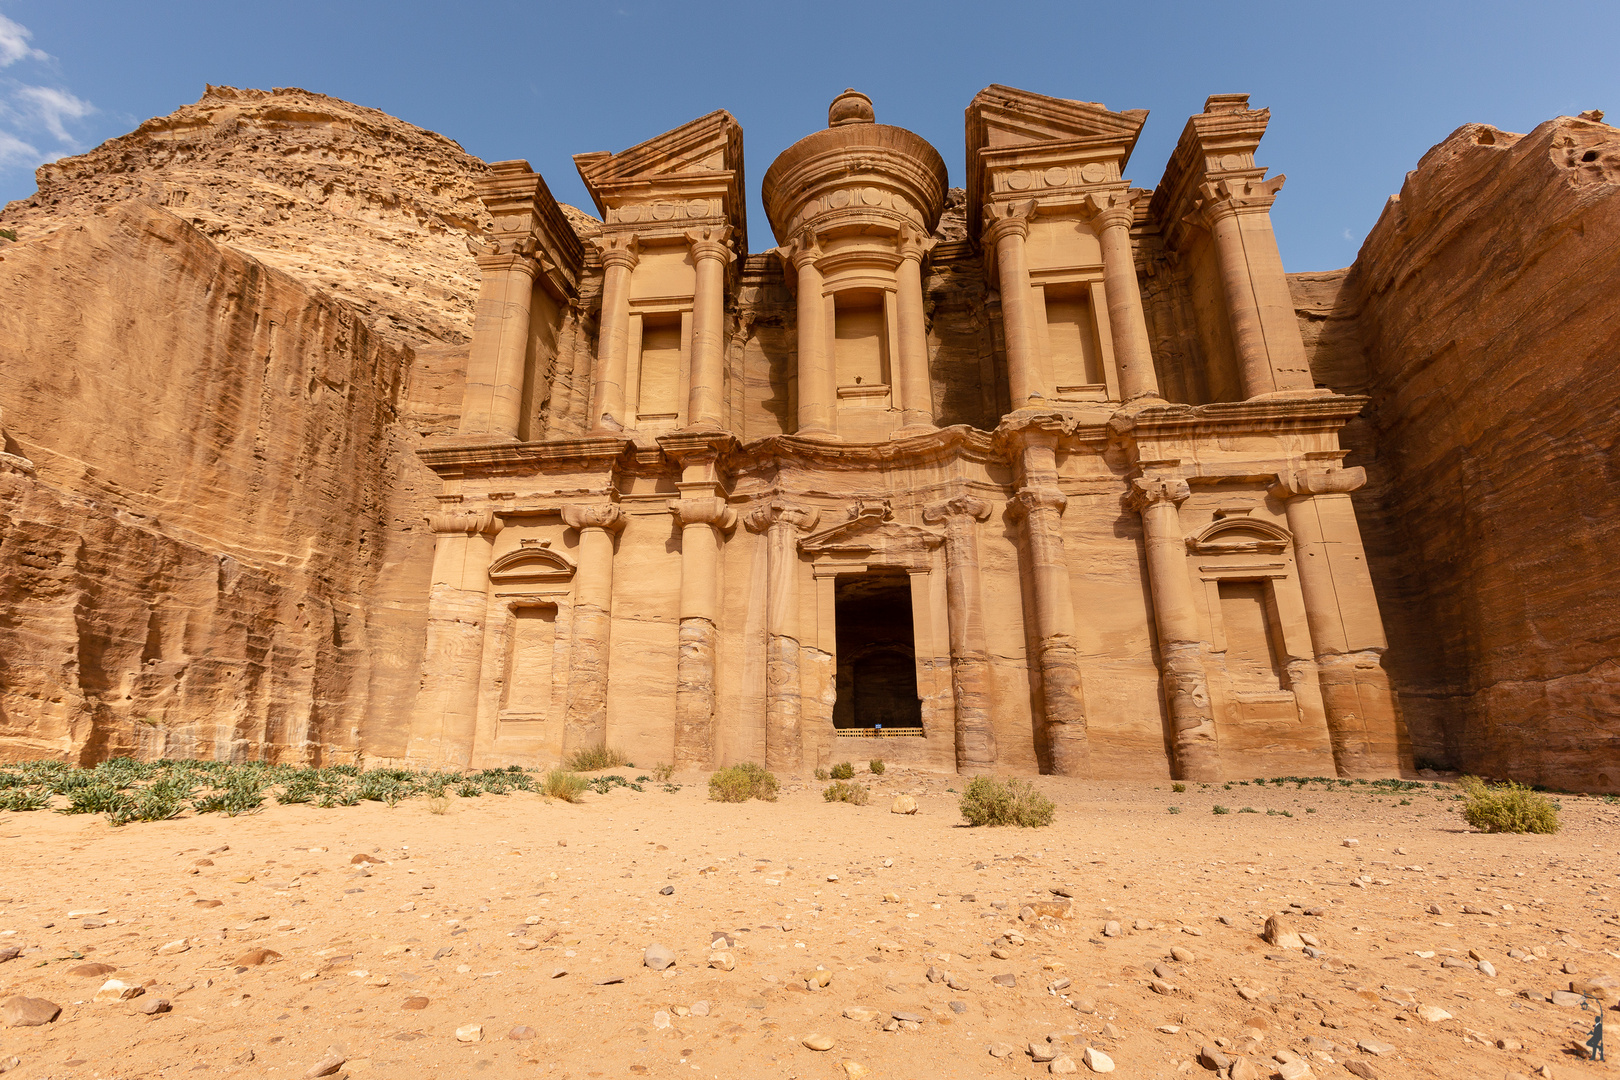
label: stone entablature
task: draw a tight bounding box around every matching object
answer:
[406,86,1412,781]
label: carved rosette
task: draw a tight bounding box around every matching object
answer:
[562,503,626,534]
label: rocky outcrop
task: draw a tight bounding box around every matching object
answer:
[1294,114,1620,789]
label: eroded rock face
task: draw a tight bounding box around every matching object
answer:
[1294,115,1620,789]
[0,203,437,762]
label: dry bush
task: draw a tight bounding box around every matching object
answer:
[542,769,590,803]
[830,762,854,780]
[565,745,630,772]
[958,776,1055,827]
[868,759,886,775]
[708,763,779,803]
[1459,775,1560,834]
[822,780,869,805]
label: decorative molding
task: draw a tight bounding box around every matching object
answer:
[1185,516,1293,556]
[488,540,577,584]
[561,503,626,533]
[1272,465,1367,499]
[427,510,502,537]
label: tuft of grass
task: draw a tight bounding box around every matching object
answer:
[0,228,16,242]
[830,762,854,781]
[1172,782,1186,794]
[868,759,886,775]
[813,767,829,781]
[823,780,869,805]
[1212,805,1231,815]
[426,793,450,815]
[958,776,1055,828]
[541,769,590,803]
[565,745,630,772]
[1459,775,1560,834]
[708,762,779,803]
[0,787,50,812]
[1238,806,1258,814]
[650,762,675,783]
[1167,806,1182,815]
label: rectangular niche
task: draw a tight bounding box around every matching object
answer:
[500,603,557,721]
[833,288,891,407]
[832,571,923,734]
[635,314,684,421]
[1217,580,1285,691]
[1042,283,1105,395]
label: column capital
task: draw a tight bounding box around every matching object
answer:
[922,494,991,525]
[897,225,937,263]
[1007,487,1067,521]
[685,225,736,265]
[562,502,626,533]
[1192,174,1286,227]
[1272,465,1366,499]
[1079,189,1139,233]
[981,199,1036,246]
[473,251,542,279]
[1127,476,1191,512]
[669,496,737,532]
[775,232,825,271]
[592,233,641,270]
[427,509,503,537]
[743,498,819,535]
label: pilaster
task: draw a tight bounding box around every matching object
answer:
[560,502,625,754]
[924,492,996,771]
[744,499,819,772]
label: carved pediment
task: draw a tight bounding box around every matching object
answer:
[799,500,943,561]
[1186,516,1292,556]
[574,111,746,244]
[489,541,577,585]
[968,84,1148,153]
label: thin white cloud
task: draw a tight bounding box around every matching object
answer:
[0,15,48,68]
[0,127,38,168]
[13,85,92,143]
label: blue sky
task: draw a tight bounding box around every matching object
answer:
[0,0,1614,270]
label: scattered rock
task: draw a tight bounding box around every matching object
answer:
[455,1024,483,1042]
[988,1043,1017,1058]
[643,943,676,970]
[707,951,735,971]
[1,997,59,1027]
[1081,1046,1113,1072]
[135,997,171,1015]
[1049,1053,1078,1073]
[156,938,190,956]
[303,1053,345,1078]
[1200,1046,1231,1071]
[653,1010,672,1030]
[1262,915,1304,949]
[803,1033,833,1051]
[1344,1062,1379,1080]
[1229,1057,1259,1080]
[402,996,430,1010]
[891,796,918,815]
[67,962,116,978]
[93,979,144,1003]
[1102,921,1122,938]
[1550,990,1584,1007]
[991,973,1017,987]
[1276,1061,1314,1080]
[1415,1004,1453,1022]
[659,885,674,895]
[0,947,18,964]
[509,1025,537,1040]
[237,948,282,967]
[840,1062,869,1079]
[1356,1040,1396,1056]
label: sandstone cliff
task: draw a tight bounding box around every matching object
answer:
[1294,114,1620,789]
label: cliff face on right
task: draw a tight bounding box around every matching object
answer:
[1297,114,1620,788]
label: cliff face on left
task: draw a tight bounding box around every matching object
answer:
[0,86,500,763]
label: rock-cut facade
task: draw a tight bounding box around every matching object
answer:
[407,87,1411,780]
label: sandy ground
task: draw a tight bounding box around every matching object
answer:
[1,769,1617,1080]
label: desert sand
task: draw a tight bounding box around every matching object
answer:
[1,770,1616,1079]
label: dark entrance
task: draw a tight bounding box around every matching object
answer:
[832,571,922,732]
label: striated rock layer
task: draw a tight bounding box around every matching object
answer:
[1294,115,1620,789]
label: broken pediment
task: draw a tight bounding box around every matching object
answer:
[1185,515,1293,556]
[574,110,746,244]
[798,500,944,561]
[488,540,577,585]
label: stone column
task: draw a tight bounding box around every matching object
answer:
[669,496,736,769]
[983,200,1045,408]
[1081,192,1161,402]
[685,227,734,430]
[560,503,625,754]
[923,494,996,771]
[1273,466,1406,776]
[407,509,503,767]
[1128,477,1220,780]
[744,500,819,773]
[461,254,540,437]
[784,238,837,439]
[588,235,639,433]
[1194,177,1314,398]
[894,227,937,434]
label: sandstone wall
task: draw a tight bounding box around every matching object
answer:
[0,203,433,762]
[1293,115,1620,789]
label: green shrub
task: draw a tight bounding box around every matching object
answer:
[823,780,869,805]
[868,759,886,775]
[565,745,630,772]
[542,769,589,803]
[1212,805,1230,815]
[60,781,130,816]
[1459,775,1560,834]
[0,228,17,242]
[830,762,854,780]
[1167,806,1182,815]
[814,767,829,781]
[0,787,50,811]
[708,762,779,803]
[1239,806,1257,814]
[1172,782,1186,794]
[957,776,1055,828]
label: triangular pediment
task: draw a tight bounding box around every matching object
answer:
[968,85,1147,153]
[799,502,943,558]
[575,111,742,189]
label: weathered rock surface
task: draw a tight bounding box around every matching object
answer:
[1294,114,1620,788]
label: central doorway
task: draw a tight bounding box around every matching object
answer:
[832,571,922,732]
